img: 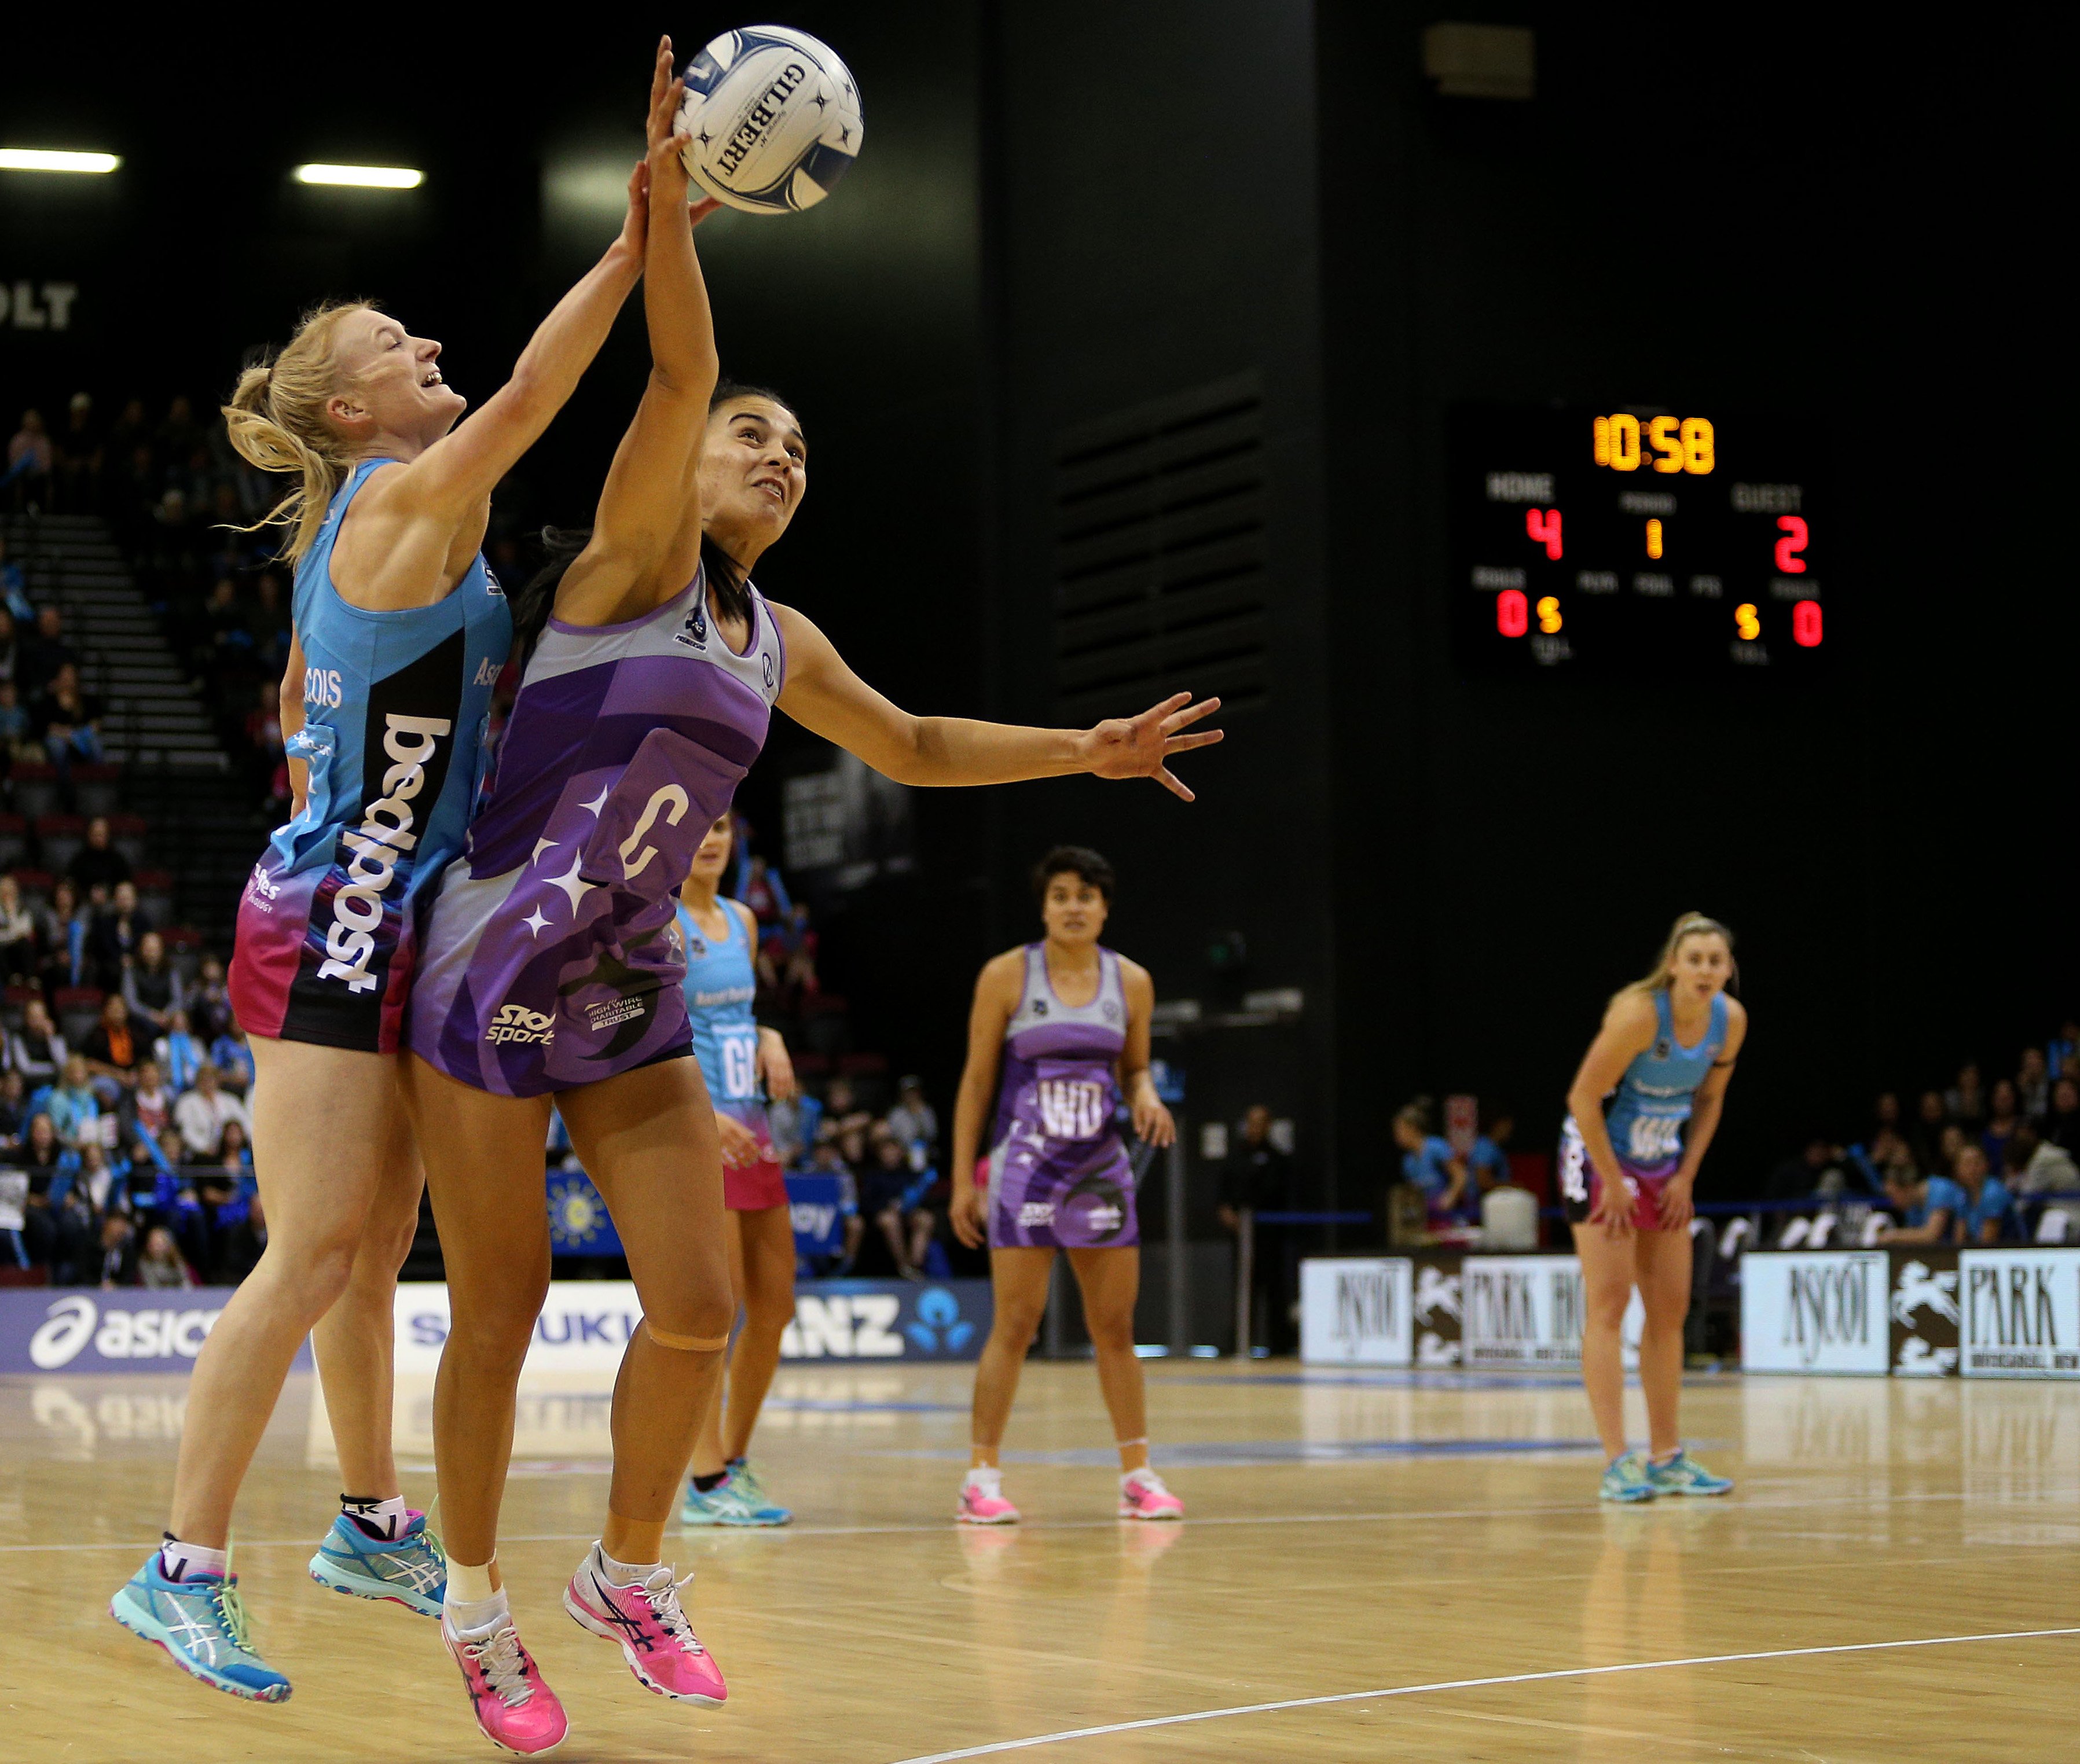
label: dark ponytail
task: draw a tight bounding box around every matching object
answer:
[509,525,590,668]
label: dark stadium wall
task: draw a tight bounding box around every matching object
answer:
[984,2,1340,1221]
[1312,6,2077,1191]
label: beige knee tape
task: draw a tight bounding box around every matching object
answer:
[645,1321,728,1352]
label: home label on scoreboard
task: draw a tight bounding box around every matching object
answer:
[1448,404,1829,674]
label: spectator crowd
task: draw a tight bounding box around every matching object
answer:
[1763,1021,2080,1247]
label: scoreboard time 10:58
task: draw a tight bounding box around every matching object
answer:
[1447,404,1828,675]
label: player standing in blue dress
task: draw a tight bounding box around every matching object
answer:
[675,813,800,1527]
[108,46,670,1704]
[948,847,1187,1525]
[1561,913,1746,1503]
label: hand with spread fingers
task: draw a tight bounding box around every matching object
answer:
[1076,692,1226,801]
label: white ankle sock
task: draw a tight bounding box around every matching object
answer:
[159,1535,226,1582]
[342,1494,409,1541]
[444,1588,510,1638]
[597,1544,659,1588]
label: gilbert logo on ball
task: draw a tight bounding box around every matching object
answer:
[678,25,863,215]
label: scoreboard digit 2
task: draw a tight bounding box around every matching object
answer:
[1448,404,1829,674]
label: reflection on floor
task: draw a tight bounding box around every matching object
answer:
[3,1362,2075,1761]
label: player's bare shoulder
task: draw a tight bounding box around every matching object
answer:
[1114,953,1157,1008]
[1601,987,1660,1045]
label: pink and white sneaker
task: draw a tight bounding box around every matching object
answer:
[1118,1467,1184,1521]
[562,1544,727,1706]
[443,1611,568,1756]
[956,1467,1021,1525]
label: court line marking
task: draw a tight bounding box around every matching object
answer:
[882,1628,2080,1763]
[5,1485,2071,1553]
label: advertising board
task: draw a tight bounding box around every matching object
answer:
[1461,1255,1642,1369]
[1739,1251,1890,1374]
[1299,1258,1413,1364]
[1958,1250,2080,1379]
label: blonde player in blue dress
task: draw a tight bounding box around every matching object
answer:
[1561,913,1747,1502]
[949,847,1186,1524]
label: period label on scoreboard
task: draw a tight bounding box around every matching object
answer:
[1448,403,1828,674]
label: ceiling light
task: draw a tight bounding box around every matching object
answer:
[295,163,423,189]
[0,148,121,174]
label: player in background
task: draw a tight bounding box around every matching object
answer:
[108,49,663,1704]
[949,847,1186,1525]
[396,68,1222,1753]
[676,814,800,1527]
[1562,913,1746,1504]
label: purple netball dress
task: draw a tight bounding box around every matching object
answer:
[406,569,783,1096]
[986,944,1138,1249]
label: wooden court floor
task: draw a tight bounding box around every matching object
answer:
[2,1358,2075,1761]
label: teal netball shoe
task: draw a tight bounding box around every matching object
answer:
[1598,1450,1657,1504]
[724,1458,792,1526]
[681,1470,789,1527]
[1645,1449,1734,1496]
[309,1509,447,1615]
[110,1553,291,1701]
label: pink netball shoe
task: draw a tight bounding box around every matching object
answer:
[1118,1468,1185,1521]
[562,1545,727,1706]
[956,1467,1021,1525]
[442,1611,567,1756]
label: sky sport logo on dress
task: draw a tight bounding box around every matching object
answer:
[1018,1201,1055,1229]
[485,1004,556,1046]
[318,712,452,993]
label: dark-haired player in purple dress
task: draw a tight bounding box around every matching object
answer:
[948,847,1186,1526]
[395,71,1223,1758]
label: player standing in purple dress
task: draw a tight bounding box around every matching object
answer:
[948,847,1186,1525]
[396,79,1224,1759]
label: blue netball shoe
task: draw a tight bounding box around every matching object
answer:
[110,1552,291,1701]
[309,1509,447,1615]
[724,1458,793,1525]
[681,1469,789,1528]
[1645,1449,1734,1497]
[1598,1450,1657,1504]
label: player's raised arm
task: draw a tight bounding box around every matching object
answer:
[771,603,1223,800]
[369,42,684,527]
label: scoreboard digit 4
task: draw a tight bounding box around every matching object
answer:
[1448,405,1828,674]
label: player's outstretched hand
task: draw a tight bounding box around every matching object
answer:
[1078,692,1224,801]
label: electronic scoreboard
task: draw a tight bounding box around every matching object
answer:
[1448,404,1827,674]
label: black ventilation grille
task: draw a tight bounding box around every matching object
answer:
[1050,372,1268,719]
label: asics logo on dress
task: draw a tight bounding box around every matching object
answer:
[317,714,451,993]
[1018,1201,1055,1228]
[473,656,502,686]
[485,1004,556,1046]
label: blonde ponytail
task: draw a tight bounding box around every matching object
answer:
[221,299,372,565]
[1616,912,1737,1005]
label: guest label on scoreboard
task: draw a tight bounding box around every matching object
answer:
[1451,404,1829,674]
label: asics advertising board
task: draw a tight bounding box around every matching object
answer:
[0,1288,315,1375]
